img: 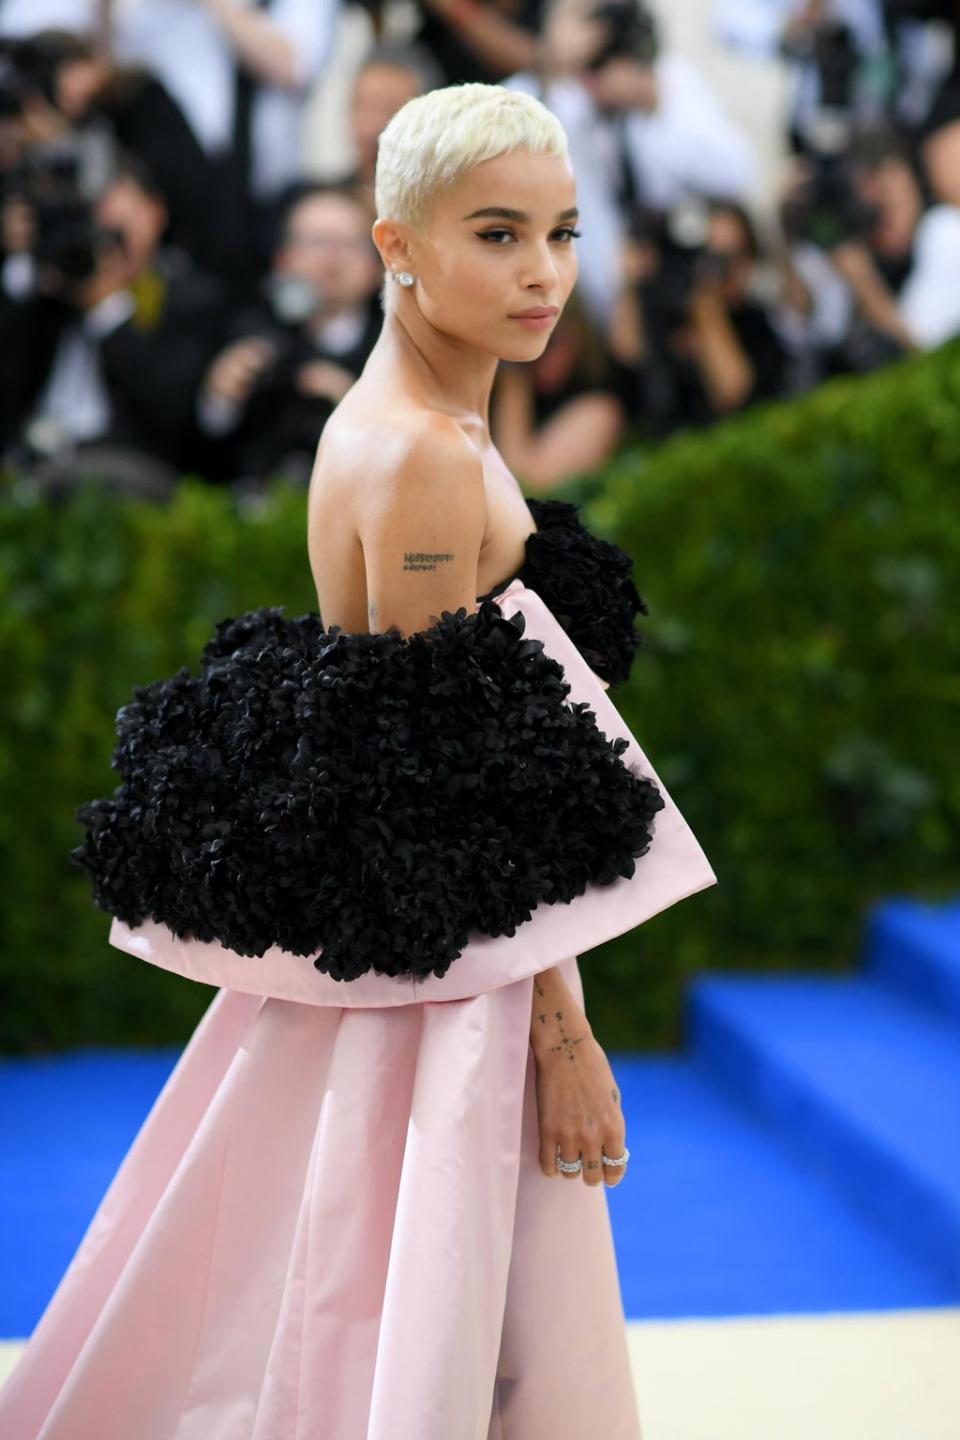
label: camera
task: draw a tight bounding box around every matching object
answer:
[780,152,881,250]
[625,198,714,328]
[0,36,124,289]
[235,272,323,399]
[776,21,882,249]
[4,129,122,286]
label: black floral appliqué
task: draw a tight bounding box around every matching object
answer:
[476,497,648,689]
[70,600,665,984]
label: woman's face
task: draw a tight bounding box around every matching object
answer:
[387,146,579,360]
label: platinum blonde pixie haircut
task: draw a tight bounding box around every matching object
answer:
[374,83,570,302]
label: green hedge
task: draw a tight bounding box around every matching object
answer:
[2,343,958,1053]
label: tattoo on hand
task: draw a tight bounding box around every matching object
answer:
[545,1008,585,1063]
[403,551,454,572]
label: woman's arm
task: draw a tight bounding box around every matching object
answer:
[357,415,486,638]
[530,966,628,1188]
[529,965,591,1056]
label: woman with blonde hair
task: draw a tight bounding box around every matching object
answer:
[0,82,714,1438]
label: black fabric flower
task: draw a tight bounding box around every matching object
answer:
[476,497,648,689]
[70,600,664,984]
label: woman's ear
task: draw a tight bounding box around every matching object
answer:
[372,217,412,276]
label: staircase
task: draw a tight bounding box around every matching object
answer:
[607,895,960,1318]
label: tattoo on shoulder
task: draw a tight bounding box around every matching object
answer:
[404,551,454,572]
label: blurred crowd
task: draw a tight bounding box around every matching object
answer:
[2,0,960,497]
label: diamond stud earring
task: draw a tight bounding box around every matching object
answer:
[392,270,415,286]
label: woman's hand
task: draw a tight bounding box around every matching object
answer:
[531,968,628,1188]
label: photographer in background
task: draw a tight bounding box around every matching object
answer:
[778,124,960,372]
[0,147,229,492]
[196,184,381,488]
[607,198,789,434]
[506,0,756,329]
[0,30,234,280]
[713,0,955,147]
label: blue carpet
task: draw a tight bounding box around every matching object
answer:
[0,1047,180,1338]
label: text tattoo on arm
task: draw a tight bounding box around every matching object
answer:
[403,551,455,572]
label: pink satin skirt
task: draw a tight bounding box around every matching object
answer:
[0,955,642,1439]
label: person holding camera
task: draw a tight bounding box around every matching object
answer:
[0,148,229,490]
[505,0,756,329]
[777,124,960,374]
[607,198,789,433]
[196,184,382,487]
[712,0,954,149]
[0,28,235,281]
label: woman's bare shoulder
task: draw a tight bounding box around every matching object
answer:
[314,393,481,506]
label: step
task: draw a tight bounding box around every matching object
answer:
[865,895,960,1024]
[686,974,960,1287]
[2,1045,955,1337]
[606,1053,958,1318]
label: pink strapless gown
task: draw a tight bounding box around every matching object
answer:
[0,580,716,1440]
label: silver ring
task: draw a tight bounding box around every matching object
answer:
[601,1146,630,1167]
[556,1150,583,1173]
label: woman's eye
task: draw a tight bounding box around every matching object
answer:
[477,228,583,244]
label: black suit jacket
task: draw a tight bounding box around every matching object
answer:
[0,247,230,470]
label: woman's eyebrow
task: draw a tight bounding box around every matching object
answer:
[461,206,580,222]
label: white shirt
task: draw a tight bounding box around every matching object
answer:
[0,252,135,445]
[898,205,960,349]
[506,58,756,327]
[114,0,340,200]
